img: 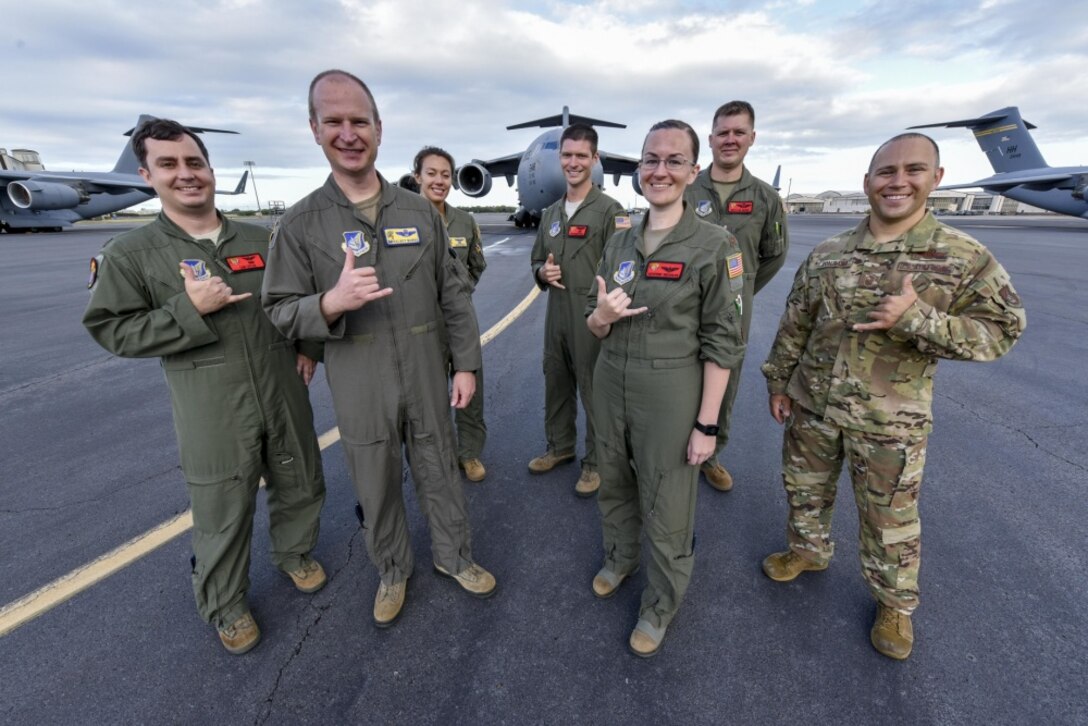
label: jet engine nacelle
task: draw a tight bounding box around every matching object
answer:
[396,173,420,194]
[7,180,84,211]
[456,162,492,198]
[631,174,643,197]
[1073,175,1088,201]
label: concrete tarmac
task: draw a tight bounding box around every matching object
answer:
[0,213,1084,724]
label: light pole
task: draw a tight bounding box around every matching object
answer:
[243,160,261,215]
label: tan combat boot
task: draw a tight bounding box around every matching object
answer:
[701,460,734,491]
[286,557,327,593]
[591,566,637,599]
[528,450,576,474]
[761,550,829,582]
[373,580,407,628]
[434,562,497,598]
[218,612,261,655]
[871,604,914,660]
[574,469,600,497]
[460,458,487,482]
[628,620,667,658]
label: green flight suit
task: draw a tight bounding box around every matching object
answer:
[262,176,483,587]
[762,213,1026,612]
[587,203,745,630]
[530,186,625,470]
[82,213,326,628]
[684,166,788,454]
[445,205,487,462]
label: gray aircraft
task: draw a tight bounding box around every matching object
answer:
[442,106,640,228]
[910,106,1088,220]
[0,114,248,233]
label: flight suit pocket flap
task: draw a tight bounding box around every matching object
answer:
[651,356,698,369]
[162,355,226,371]
[410,321,437,335]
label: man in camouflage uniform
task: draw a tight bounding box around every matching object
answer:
[684,100,788,492]
[529,123,628,497]
[760,133,1026,660]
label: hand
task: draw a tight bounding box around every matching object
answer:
[593,275,648,325]
[687,429,715,466]
[296,354,317,386]
[539,252,566,290]
[180,263,251,315]
[450,370,476,409]
[321,247,394,319]
[769,394,792,424]
[853,274,918,332]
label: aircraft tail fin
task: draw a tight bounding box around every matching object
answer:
[908,106,1048,174]
[771,164,781,191]
[216,169,248,196]
[113,114,241,175]
[507,105,625,130]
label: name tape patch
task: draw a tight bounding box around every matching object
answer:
[645,261,685,280]
[450,237,468,248]
[384,227,420,246]
[727,201,753,214]
[226,253,265,272]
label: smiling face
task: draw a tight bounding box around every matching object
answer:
[640,127,699,212]
[709,112,755,178]
[560,137,597,191]
[415,153,453,205]
[864,136,944,231]
[138,135,216,217]
[309,74,382,184]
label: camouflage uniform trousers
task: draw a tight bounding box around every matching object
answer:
[781,404,926,613]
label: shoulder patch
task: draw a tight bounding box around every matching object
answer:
[614,215,632,230]
[726,253,744,279]
[87,254,102,291]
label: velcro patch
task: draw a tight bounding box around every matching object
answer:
[384,227,421,246]
[225,253,265,272]
[614,215,632,230]
[897,261,952,274]
[568,225,588,238]
[645,261,685,280]
[727,253,744,279]
[727,201,753,214]
[815,258,851,269]
[450,237,468,248]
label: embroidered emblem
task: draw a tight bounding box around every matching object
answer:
[613,260,636,285]
[341,230,370,256]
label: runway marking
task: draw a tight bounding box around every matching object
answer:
[0,286,542,638]
[484,236,511,249]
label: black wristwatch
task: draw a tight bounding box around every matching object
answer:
[693,420,719,436]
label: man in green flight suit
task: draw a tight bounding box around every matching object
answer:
[262,70,495,629]
[529,123,629,497]
[761,133,1026,660]
[684,100,789,492]
[83,118,327,656]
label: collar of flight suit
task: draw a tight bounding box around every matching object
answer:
[695,164,755,201]
[154,209,236,246]
[318,172,397,220]
[847,211,940,253]
[562,183,605,221]
[633,200,703,256]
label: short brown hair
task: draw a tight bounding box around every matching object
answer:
[131,118,210,169]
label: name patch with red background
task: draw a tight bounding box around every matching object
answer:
[225,253,266,272]
[645,261,685,280]
[567,225,588,238]
[727,201,753,214]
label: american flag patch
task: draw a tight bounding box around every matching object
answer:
[727,253,744,279]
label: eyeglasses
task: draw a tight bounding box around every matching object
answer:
[639,157,694,171]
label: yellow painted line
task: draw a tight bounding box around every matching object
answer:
[0,286,541,638]
[973,123,1018,138]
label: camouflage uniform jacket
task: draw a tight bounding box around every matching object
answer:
[761,212,1026,436]
[444,204,486,285]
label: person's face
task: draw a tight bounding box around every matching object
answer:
[709,112,755,173]
[138,135,216,216]
[560,138,597,189]
[309,76,382,180]
[639,128,700,210]
[415,154,452,205]
[864,137,944,227]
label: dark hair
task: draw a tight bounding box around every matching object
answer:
[868,132,941,173]
[131,118,210,169]
[412,146,455,176]
[308,69,381,124]
[712,100,755,128]
[560,123,599,154]
[644,119,700,163]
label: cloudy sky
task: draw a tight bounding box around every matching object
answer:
[3,0,1086,210]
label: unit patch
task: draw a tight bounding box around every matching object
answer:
[87,255,102,290]
[568,225,588,238]
[179,259,211,281]
[549,221,561,237]
[727,201,753,214]
[614,215,632,230]
[695,200,713,217]
[450,237,468,248]
[342,230,370,256]
[726,253,744,279]
[645,261,685,280]
[226,253,266,272]
[613,260,636,285]
[384,227,421,246]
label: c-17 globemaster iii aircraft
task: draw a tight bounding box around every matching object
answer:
[434,106,641,228]
[0,114,249,233]
[909,106,1088,220]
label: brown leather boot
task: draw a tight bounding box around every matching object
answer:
[218,612,260,655]
[701,460,734,491]
[286,557,327,593]
[574,469,600,497]
[460,458,487,482]
[527,450,576,473]
[761,550,829,582]
[870,604,914,660]
[373,580,407,628]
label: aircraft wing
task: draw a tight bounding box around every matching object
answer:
[598,150,639,176]
[0,169,154,193]
[941,171,1076,193]
[473,152,522,177]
